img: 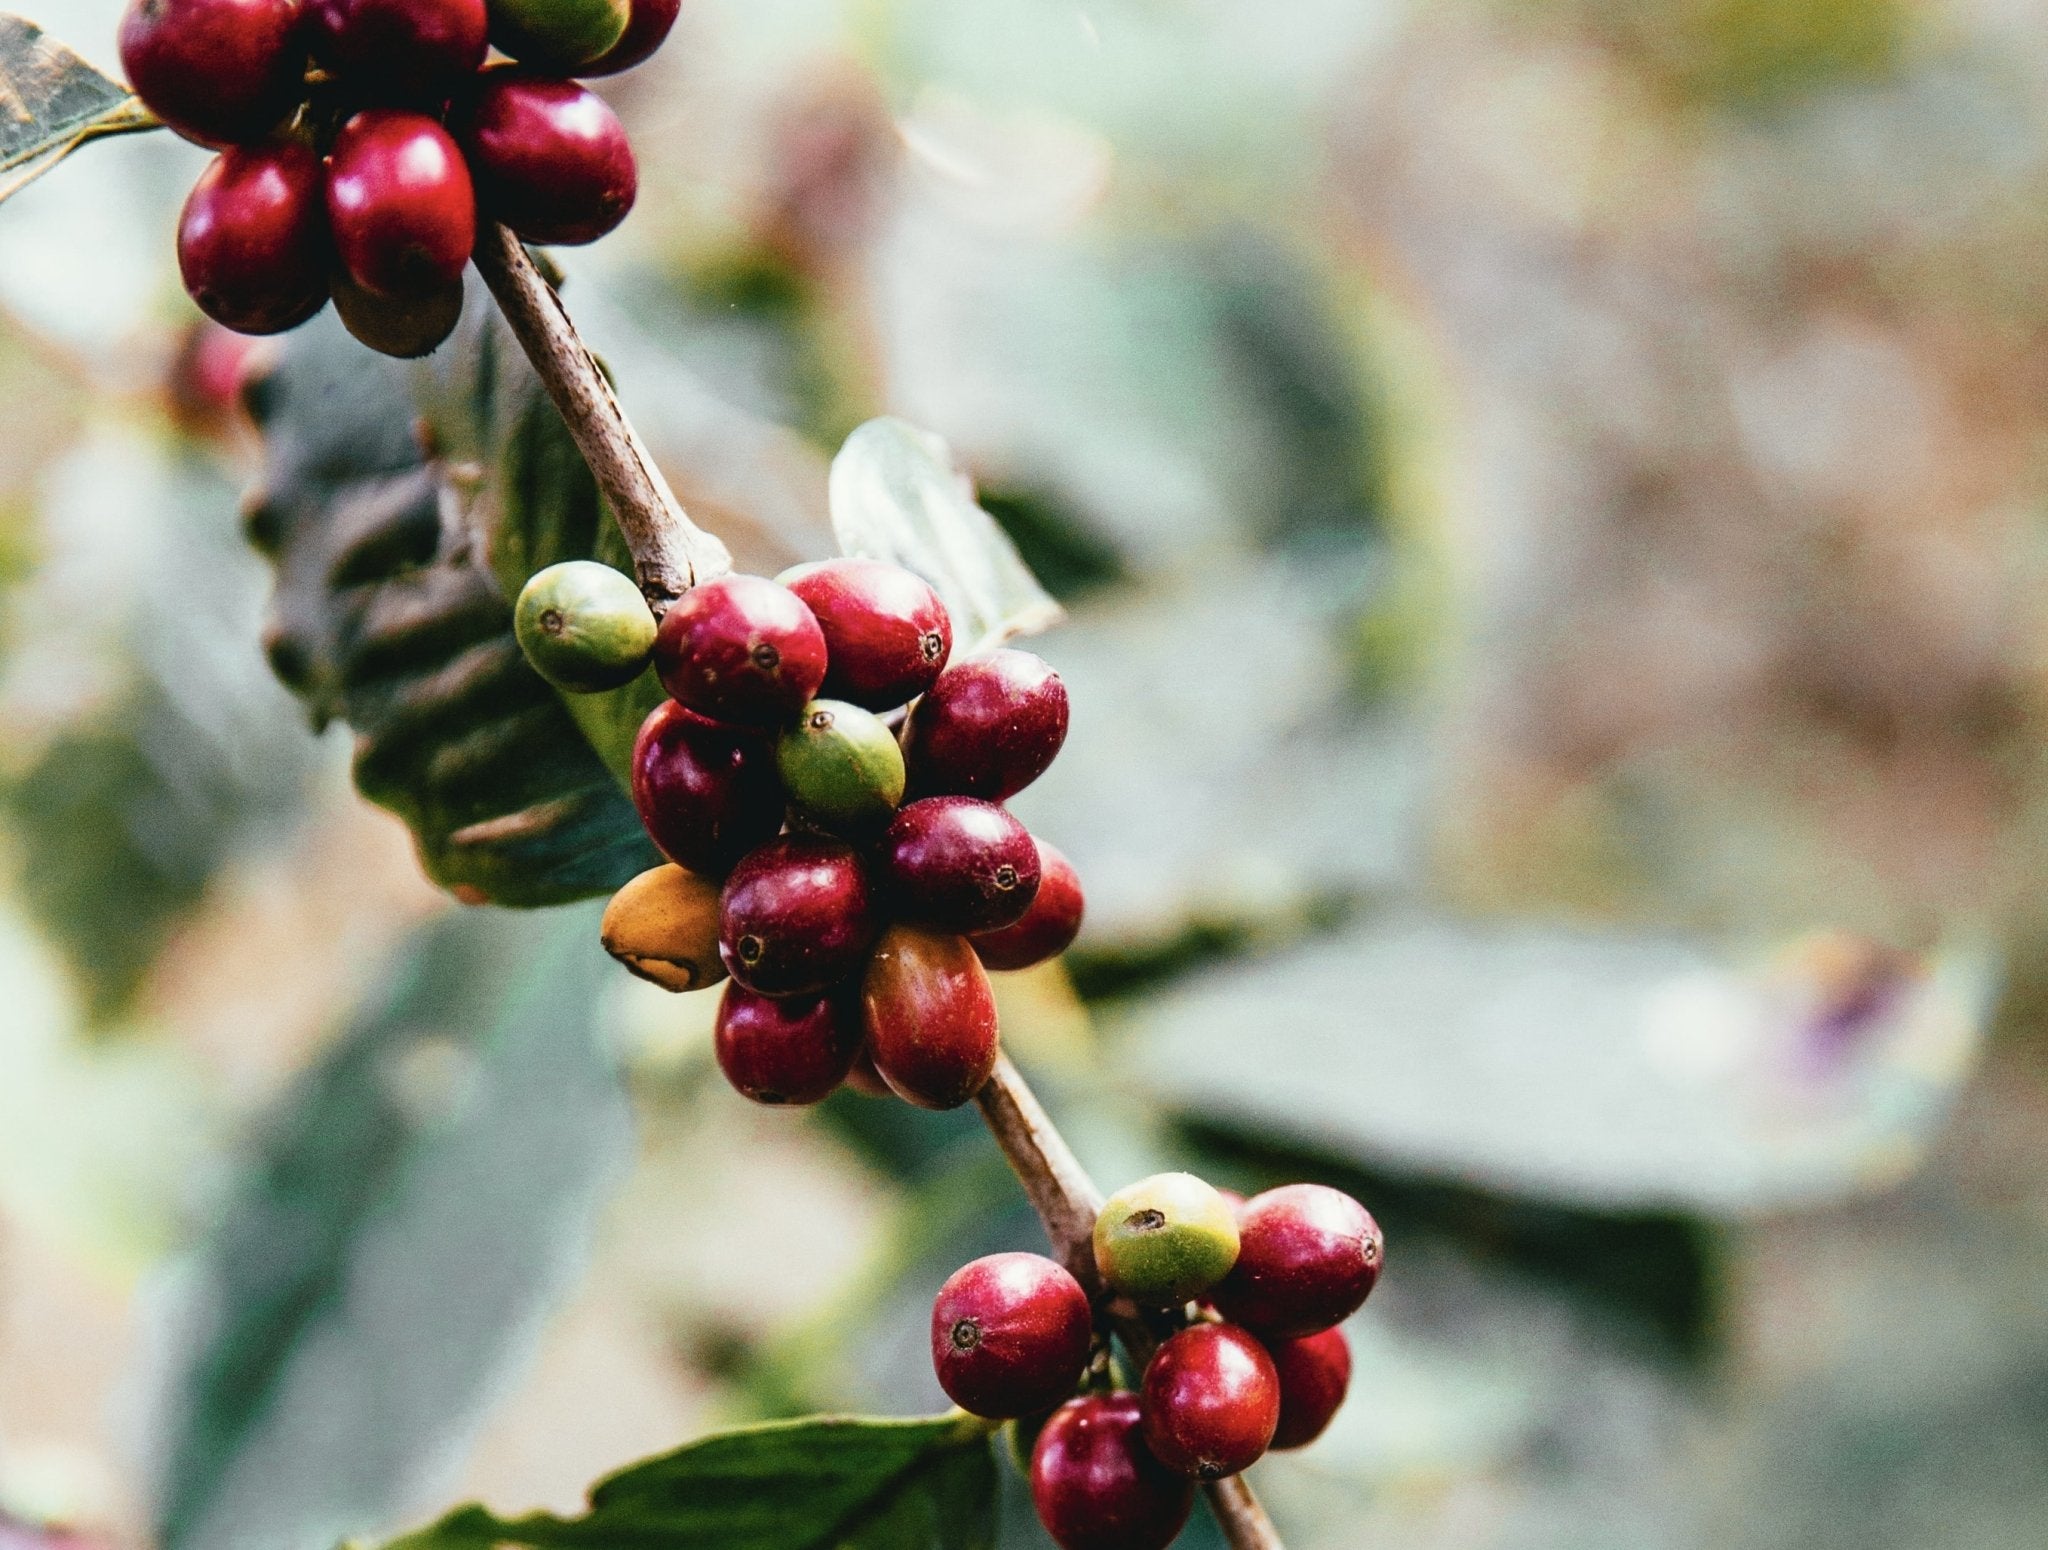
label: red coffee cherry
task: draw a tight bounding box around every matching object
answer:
[1268,1325,1351,1450]
[1139,1323,1279,1480]
[1211,1184,1383,1339]
[930,1253,1092,1420]
[580,0,680,75]
[305,0,487,96]
[325,110,476,300]
[453,73,638,247]
[1031,1392,1193,1550]
[902,649,1068,801]
[718,836,876,997]
[119,0,304,149]
[861,924,999,1109]
[629,700,784,878]
[781,559,952,710]
[843,1043,893,1099]
[177,142,329,335]
[329,268,462,358]
[971,838,1084,971]
[713,982,861,1105]
[655,575,828,726]
[882,796,1040,934]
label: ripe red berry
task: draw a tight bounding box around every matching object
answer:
[714,982,861,1105]
[325,110,476,300]
[580,0,680,74]
[629,699,784,877]
[1031,1392,1193,1550]
[971,838,1084,971]
[1268,1325,1351,1450]
[1211,1184,1383,1339]
[782,559,952,710]
[882,797,1040,934]
[305,0,486,96]
[119,0,305,148]
[1140,1323,1279,1480]
[930,1253,1092,1420]
[902,649,1069,801]
[861,925,999,1109]
[453,73,638,247]
[718,836,877,997]
[177,142,329,335]
[655,575,828,726]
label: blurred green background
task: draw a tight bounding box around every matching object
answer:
[1,0,2046,1546]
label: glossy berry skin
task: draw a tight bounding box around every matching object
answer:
[782,559,952,710]
[629,699,784,878]
[972,839,1083,971]
[862,925,999,1109]
[600,863,724,993]
[580,0,680,74]
[329,269,463,358]
[326,111,476,299]
[514,559,656,692]
[1211,1184,1383,1339]
[714,982,862,1105]
[487,0,628,70]
[930,1253,1092,1420]
[119,0,305,148]
[717,836,876,997]
[177,143,328,336]
[453,73,638,247]
[1031,1392,1194,1550]
[1140,1323,1279,1480]
[883,797,1041,934]
[777,700,905,835]
[306,0,486,96]
[655,575,828,726]
[1093,1173,1240,1307]
[902,649,1069,801]
[1268,1325,1351,1450]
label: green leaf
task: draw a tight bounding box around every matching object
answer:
[0,16,156,202]
[365,1412,997,1550]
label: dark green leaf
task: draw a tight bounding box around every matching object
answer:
[0,16,155,200]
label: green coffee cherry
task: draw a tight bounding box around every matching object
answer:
[777,699,906,834]
[514,560,656,693]
[488,0,632,71]
[1092,1172,1240,1307]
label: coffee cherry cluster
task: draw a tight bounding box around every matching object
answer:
[122,0,674,356]
[579,558,1086,1108]
[929,1174,1381,1550]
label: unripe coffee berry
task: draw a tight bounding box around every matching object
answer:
[515,560,656,692]
[655,575,828,726]
[306,0,487,96]
[119,0,305,148]
[1030,1392,1193,1550]
[629,700,784,878]
[781,558,952,710]
[329,269,464,359]
[177,143,329,336]
[487,0,629,71]
[453,73,638,247]
[599,863,724,993]
[902,649,1069,801]
[1268,1325,1351,1450]
[718,835,876,997]
[972,838,1084,971]
[580,0,679,74]
[714,982,862,1105]
[861,925,1000,1109]
[1140,1323,1279,1480]
[1093,1173,1240,1307]
[882,797,1041,934]
[1211,1183,1383,1339]
[930,1253,1092,1420]
[776,700,904,834]
[326,111,476,300]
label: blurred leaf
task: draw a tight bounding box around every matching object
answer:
[0,17,155,202]
[148,904,634,1550]
[365,1412,996,1550]
[829,417,1063,653]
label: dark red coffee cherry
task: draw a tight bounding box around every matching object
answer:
[329,267,462,358]
[1268,1325,1351,1450]
[861,925,999,1109]
[714,982,861,1105]
[782,559,952,710]
[902,649,1069,801]
[882,797,1040,934]
[452,72,638,247]
[629,699,784,878]
[305,0,487,96]
[971,838,1084,971]
[1211,1184,1383,1339]
[325,110,476,300]
[1031,1392,1194,1550]
[580,0,680,74]
[655,575,828,726]
[718,836,876,997]
[1139,1323,1279,1480]
[930,1253,1092,1420]
[177,143,329,335]
[119,0,305,149]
